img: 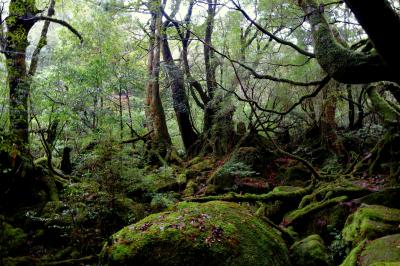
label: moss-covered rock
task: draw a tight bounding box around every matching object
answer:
[340,240,366,266]
[183,179,198,197]
[185,157,214,179]
[283,196,348,228]
[342,205,400,245]
[0,217,27,256]
[285,164,312,186]
[207,159,263,193]
[290,234,333,266]
[233,147,267,174]
[100,201,291,266]
[356,187,400,209]
[358,234,400,266]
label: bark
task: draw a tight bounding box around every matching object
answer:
[320,82,344,154]
[343,0,400,69]
[161,26,198,151]
[145,5,157,133]
[29,0,56,76]
[60,147,72,175]
[4,0,39,154]
[203,0,218,132]
[297,0,398,84]
[367,84,400,126]
[146,0,172,155]
[347,85,355,129]
[180,0,209,108]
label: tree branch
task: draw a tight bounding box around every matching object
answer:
[29,0,56,76]
[231,0,315,58]
[36,16,83,43]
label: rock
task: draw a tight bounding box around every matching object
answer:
[185,157,214,179]
[233,146,276,175]
[356,187,400,209]
[341,234,400,266]
[290,234,333,266]
[207,160,260,192]
[100,201,291,266]
[234,177,269,194]
[0,217,27,256]
[342,205,400,245]
[285,164,312,186]
[182,179,198,197]
[359,234,400,266]
[206,142,276,193]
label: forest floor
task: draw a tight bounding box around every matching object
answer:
[1,131,400,265]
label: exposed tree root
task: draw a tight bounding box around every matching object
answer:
[298,180,371,208]
[185,183,313,203]
[283,195,348,227]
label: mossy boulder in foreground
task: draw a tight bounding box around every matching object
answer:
[100,201,291,265]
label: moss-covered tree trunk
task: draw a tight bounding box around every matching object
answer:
[4,0,40,168]
[202,0,218,133]
[297,0,398,84]
[161,25,198,152]
[320,82,345,155]
[145,0,172,157]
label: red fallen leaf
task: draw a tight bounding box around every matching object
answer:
[140,222,152,231]
[280,219,290,227]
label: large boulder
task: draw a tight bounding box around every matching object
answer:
[100,201,291,266]
[341,234,400,266]
[359,234,400,266]
[342,204,400,245]
[290,234,333,266]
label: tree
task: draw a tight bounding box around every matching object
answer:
[145,0,172,158]
[1,0,81,172]
[296,0,400,127]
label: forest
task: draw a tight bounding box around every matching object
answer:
[1,0,400,265]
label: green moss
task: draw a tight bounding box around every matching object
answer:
[176,173,186,185]
[183,179,198,197]
[359,234,400,266]
[284,196,347,226]
[185,157,214,179]
[100,201,291,266]
[342,205,400,245]
[290,234,333,266]
[285,164,311,183]
[367,86,400,125]
[340,240,366,266]
[370,263,400,266]
[0,218,27,256]
[273,186,304,193]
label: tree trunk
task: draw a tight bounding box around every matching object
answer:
[347,85,355,129]
[145,0,172,156]
[203,0,218,132]
[4,1,39,165]
[297,0,398,84]
[320,82,344,155]
[161,28,198,151]
[343,0,400,69]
